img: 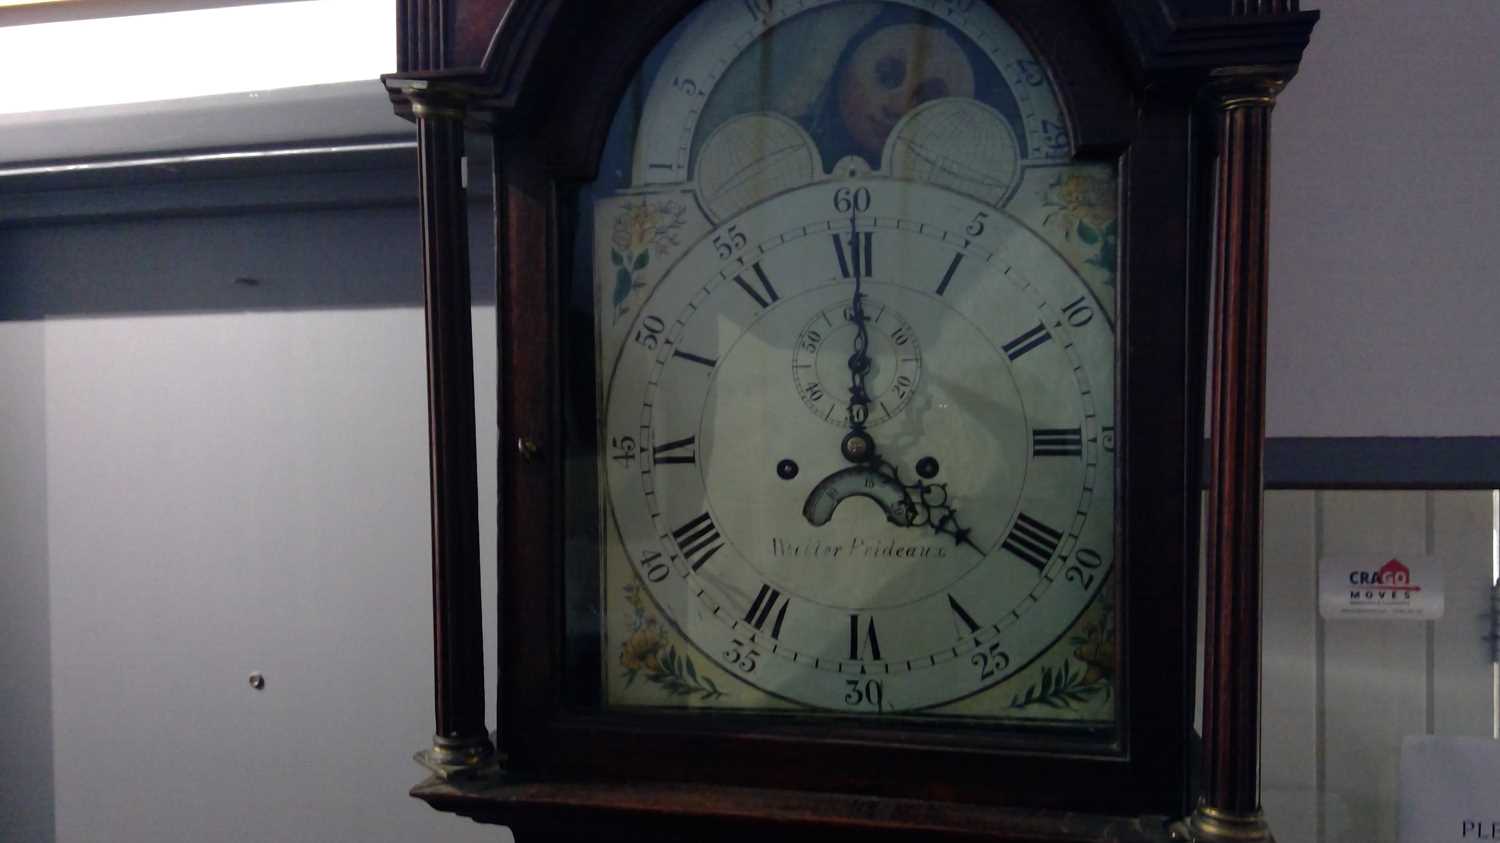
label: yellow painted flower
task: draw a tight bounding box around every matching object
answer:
[627,203,660,251]
[1073,633,1114,686]
[620,621,664,674]
[611,199,686,257]
[1054,173,1114,229]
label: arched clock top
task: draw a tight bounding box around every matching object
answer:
[397,0,1312,77]
[388,0,1319,152]
[389,0,1151,180]
[388,0,1311,178]
[547,1,1141,179]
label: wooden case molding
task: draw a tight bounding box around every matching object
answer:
[382,1,1317,840]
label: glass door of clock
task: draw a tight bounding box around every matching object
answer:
[561,0,1122,742]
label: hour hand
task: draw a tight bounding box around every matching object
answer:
[892,458,985,554]
[801,459,984,555]
[929,506,984,554]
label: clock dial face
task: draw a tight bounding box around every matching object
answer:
[582,0,1118,719]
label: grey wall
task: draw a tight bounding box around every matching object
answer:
[27,307,502,843]
[1,155,504,840]
[1,322,53,842]
[1268,1,1500,437]
[39,306,499,843]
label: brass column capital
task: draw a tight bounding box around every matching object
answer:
[393,80,472,123]
[1206,68,1289,111]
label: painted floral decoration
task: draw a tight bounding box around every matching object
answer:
[610,198,687,321]
[1040,172,1118,277]
[1008,599,1114,711]
[620,581,724,700]
[1071,606,1115,687]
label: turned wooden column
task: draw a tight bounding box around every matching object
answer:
[408,85,495,778]
[1190,71,1286,842]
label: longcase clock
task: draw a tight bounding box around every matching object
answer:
[383,1,1317,840]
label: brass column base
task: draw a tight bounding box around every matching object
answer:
[1172,805,1274,842]
[415,733,499,782]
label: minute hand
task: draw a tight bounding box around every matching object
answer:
[884,459,985,554]
[845,209,872,433]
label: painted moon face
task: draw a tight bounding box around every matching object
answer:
[837,23,977,159]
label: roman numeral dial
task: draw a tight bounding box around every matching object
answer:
[934,252,964,296]
[652,434,697,465]
[744,584,790,638]
[599,175,1114,712]
[948,594,981,634]
[849,614,883,661]
[671,512,724,571]
[1002,513,1064,572]
[1002,323,1051,361]
[731,262,779,309]
[1032,427,1083,457]
[832,231,874,279]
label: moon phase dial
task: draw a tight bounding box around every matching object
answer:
[792,298,922,428]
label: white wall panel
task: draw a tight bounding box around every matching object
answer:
[0,322,54,842]
[1255,491,1497,843]
[1318,492,1428,843]
[1430,492,1493,737]
[1261,490,1319,843]
[42,309,501,843]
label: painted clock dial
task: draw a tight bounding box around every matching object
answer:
[586,0,1119,717]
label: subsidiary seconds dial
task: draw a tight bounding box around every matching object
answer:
[793,299,922,428]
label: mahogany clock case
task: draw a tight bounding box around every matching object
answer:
[476,0,1207,820]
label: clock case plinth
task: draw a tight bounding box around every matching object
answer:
[413,776,1181,842]
[384,1,1316,840]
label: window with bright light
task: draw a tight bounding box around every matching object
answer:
[0,0,395,115]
